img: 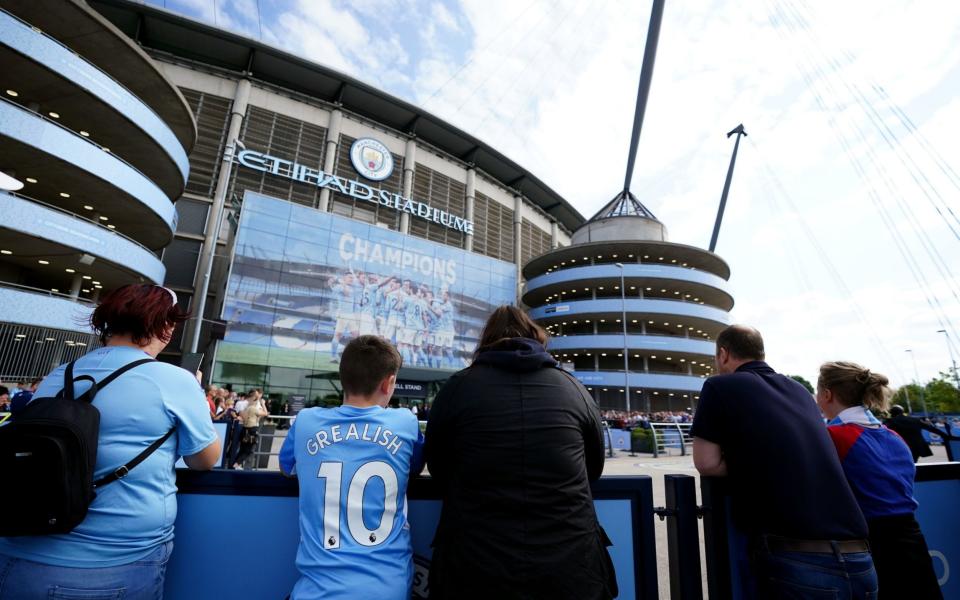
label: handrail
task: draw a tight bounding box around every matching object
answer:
[541,296,717,309]
[573,368,708,378]
[648,422,693,458]
[0,7,185,150]
[2,189,157,254]
[0,280,95,304]
[549,331,716,345]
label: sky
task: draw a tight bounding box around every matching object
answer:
[141,0,960,387]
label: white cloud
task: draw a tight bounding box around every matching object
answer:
[431,3,462,32]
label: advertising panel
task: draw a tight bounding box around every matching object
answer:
[218,192,516,373]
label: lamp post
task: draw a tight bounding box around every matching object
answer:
[905,349,924,415]
[900,350,914,413]
[615,263,631,414]
[937,330,960,404]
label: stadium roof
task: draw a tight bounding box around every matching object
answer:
[585,189,661,224]
[89,0,587,233]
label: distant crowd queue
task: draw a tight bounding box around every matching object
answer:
[601,409,693,428]
[0,283,947,600]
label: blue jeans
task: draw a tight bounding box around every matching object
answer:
[0,541,172,599]
[756,549,878,599]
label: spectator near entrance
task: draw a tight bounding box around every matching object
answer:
[279,335,423,599]
[234,392,268,470]
[817,361,942,600]
[0,284,220,599]
[691,325,877,598]
[9,379,40,414]
[883,405,952,463]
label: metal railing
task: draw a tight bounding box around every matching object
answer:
[0,319,100,382]
[649,422,693,458]
[241,415,294,470]
[0,280,96,304]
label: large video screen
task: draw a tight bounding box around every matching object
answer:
[218,192,517,373]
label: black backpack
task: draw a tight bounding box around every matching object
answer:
[0,358,175,536]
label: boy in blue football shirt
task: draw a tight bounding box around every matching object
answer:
[280,335,424,600]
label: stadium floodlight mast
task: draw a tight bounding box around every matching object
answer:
[615,263,631,414]
[708,124,748,252]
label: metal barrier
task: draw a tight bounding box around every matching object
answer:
[603,420,615,458]
[649,422,693,458]
[659,474,704,600]
[225,414,294,470]
[166,472,661,599]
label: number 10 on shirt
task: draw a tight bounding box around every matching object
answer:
[318,461,399,549]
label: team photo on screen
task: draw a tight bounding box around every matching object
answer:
[217,192,516,374]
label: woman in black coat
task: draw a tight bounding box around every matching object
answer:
[424,306,616,600]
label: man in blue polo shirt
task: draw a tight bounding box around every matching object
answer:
[280,335,424,600]
[691,325,877,598]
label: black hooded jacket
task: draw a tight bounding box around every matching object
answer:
[424,337,615,599]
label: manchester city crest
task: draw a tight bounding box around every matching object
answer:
[350,137,394,181]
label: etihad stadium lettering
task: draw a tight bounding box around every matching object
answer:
[236,149,475,234]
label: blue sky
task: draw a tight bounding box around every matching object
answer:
[141,0,960,387]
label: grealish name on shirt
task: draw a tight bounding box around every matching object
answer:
[305,423,404,456]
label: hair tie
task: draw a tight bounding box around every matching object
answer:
[856,369,871,384]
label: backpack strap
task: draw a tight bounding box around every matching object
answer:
[93,426,176,488]
[94,358,156,390]
[60,358,155,403]
[61,360,98,403]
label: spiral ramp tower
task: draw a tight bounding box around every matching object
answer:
[0,0,195,379]
[523,192,734,412]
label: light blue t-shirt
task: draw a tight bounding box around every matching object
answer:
[0,346,217,567]
[280,405,424,600]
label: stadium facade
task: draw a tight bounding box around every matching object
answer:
[1,1,733,411]
[0,0,195,381]
[523,193,734,412]
[75,0,582,406]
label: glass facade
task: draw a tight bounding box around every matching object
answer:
[214,192,516,403]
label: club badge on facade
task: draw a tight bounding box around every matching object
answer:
[350,138,394,181]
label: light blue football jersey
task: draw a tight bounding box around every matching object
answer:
[280,405,424,600]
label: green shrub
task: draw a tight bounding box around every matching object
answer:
[631,428,654,453]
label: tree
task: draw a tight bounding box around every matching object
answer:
[891,383,924,412]
[924,373,960,414]
[789,375,814,394]
[892,372,960,415]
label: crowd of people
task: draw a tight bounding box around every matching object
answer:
[0,379,40,414]
[0,282,952,599]
[200,382,305,470]
[600,409,693,428]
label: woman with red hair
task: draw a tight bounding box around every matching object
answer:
[0,284,220,599]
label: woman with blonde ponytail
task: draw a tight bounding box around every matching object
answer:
[817,361,941,599]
